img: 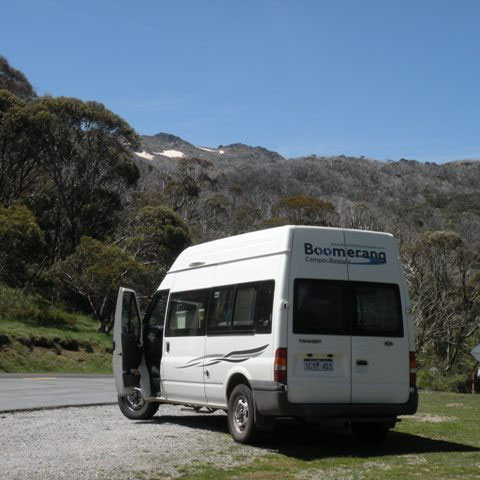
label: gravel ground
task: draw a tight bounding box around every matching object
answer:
[0,404,268,480]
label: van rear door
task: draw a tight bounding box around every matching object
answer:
[287,228,351,404]
[344,230,409,404]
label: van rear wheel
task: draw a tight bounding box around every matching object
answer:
[118,393,159,420]
[227,384,257,444]
[352,422,389,442]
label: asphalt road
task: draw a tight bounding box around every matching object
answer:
[0,374,116,412]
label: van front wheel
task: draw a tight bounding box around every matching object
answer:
[118,394,159,420]
[227,384,257,444]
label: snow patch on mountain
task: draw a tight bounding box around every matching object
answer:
[135,151,154,160]
[155,150,185,158]
[197,146,225,154]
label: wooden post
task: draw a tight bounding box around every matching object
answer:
[470,345,480,393]
[471,362,479,394]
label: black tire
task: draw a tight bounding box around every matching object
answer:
[118,393,159,420]
[227,384,257,444]
[351,422,389,442]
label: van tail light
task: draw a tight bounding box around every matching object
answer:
[274,348,287,384]
[409,351,417,388]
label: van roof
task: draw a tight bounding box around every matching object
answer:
[168,225,393,273]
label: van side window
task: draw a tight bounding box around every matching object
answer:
[256,280,274,334]
[147,290,169,327]
[122,291,141,337]
[232,286,257,330]
[208,287,235,332]
[165,289,209,337]
[206,280,275,334]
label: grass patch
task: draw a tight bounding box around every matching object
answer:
[0,285,78,327]
[0,286,112,373]
[170,392,480,480]
[0,338,112,373]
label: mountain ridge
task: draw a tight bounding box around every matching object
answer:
[137,132,480,166]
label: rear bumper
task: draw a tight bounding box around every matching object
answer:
[251,381,418,419]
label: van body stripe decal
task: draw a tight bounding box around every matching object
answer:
[176,344,269,369]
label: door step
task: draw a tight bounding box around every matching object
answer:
[180,406,218,414]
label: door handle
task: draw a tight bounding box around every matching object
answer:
[384,341,394,347]
[166,341,170,353]
[204,370,210,378]
[356,360,368,366]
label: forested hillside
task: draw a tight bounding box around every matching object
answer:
[134,133,480,247]
[1,56,479,388]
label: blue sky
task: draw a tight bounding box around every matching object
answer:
[1,0,480,161]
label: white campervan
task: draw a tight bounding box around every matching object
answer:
[113,226,418,443]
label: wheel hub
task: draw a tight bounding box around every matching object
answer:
[234,397,249,432]
[126,389,145,411]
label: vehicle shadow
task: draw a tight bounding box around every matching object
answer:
[140,413,480,460]
[259,421,480,460]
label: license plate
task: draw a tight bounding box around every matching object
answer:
[304,358,333,371]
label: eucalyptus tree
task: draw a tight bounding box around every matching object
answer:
[53,236,150,333]
[0,55,36,99]
[0,91,42,205]
[25,96,140,262]
[404,231,480,373]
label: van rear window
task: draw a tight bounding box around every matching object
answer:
[293,280,403,337]
[293,281,348,335]
[354,284,403,336]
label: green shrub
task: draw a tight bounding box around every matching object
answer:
[417,368,472,393]
[34,307,77,328]
[0,204,44,286]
